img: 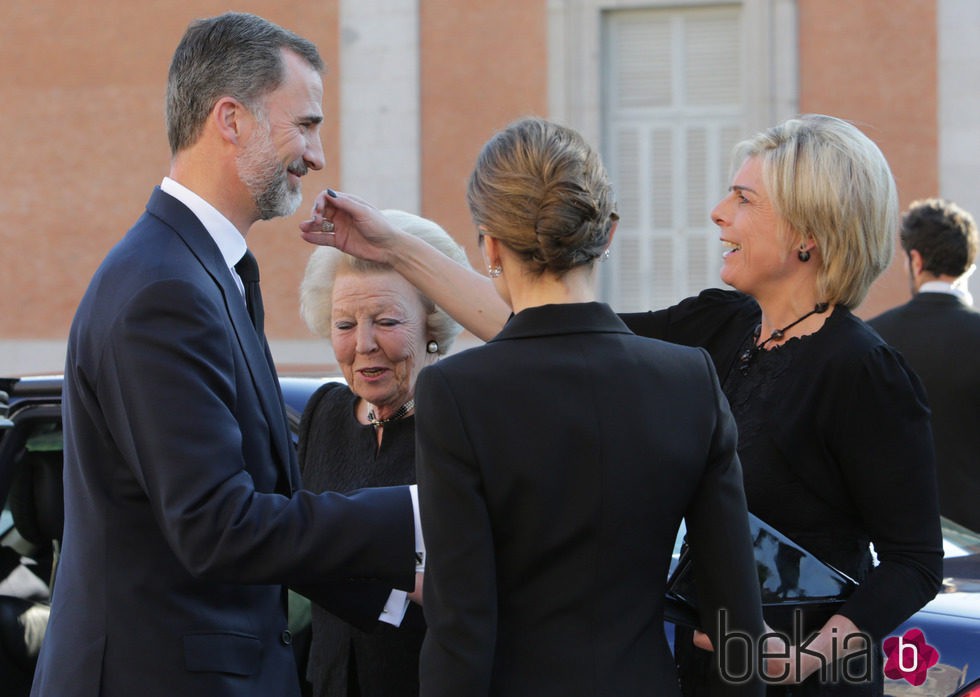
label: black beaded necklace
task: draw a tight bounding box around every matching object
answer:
[739,303,829,373]
[367,399,415,429]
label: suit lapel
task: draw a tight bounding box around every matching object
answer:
[491,302,633,343]
[145,188,295,492]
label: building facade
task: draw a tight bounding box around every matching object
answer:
[1,0,977,374]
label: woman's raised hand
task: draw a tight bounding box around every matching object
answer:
[299,188,402,265]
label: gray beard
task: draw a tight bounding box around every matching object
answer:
[237,129,304,220]
[253,168,302,220]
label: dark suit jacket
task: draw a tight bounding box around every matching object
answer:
[870,291,980,532]
[30,188,416,697]
[414,302,764,697]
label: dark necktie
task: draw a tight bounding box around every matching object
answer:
[234,251,292,492]
[235,250,265,336]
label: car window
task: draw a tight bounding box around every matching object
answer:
[0,509,13,537]
[941,517,980,558]
[672,520,686,558]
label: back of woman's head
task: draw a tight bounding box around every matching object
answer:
[467,117,618,277]
[733,114,897,308]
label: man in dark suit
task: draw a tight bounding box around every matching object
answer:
[30,13,420,697]
[870,198,980,532]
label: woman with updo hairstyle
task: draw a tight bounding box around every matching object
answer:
[303,116,765,696]
[302,114,944,695]
[466,117,616,277]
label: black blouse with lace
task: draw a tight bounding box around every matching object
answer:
[723,325,875,588]
[621,289,942,644]
[297,381,424,697]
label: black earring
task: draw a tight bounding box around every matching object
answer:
[798,247,811,263]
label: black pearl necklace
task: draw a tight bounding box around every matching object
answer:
[739,303,829,373]
[367,400,415,429]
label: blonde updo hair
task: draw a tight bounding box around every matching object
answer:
[299,210,469,355]
[732,114,898,308]
[467,117,618,277]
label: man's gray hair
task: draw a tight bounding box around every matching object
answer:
[165,12,323,154]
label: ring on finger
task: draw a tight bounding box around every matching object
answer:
[321,219,335,233]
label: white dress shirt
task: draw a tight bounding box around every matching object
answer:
[919,277,974,306]
[160,177,247,297]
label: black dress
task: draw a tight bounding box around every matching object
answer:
[298,382,425,697]
[622,290,944,696]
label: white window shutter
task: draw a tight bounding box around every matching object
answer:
[600,6,743,312]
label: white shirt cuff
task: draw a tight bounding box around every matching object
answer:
[377,484,425,627]
[410,484,425,571]
[379,589,410,626]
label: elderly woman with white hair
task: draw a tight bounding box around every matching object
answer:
[296,209,468,697]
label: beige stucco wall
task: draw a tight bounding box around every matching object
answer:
[0,0,957,373]
[0,1,545,374]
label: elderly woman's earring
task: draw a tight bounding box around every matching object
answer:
[798,245,811,263]
[426,340,439,354]
[602,249,611,262]
[488,264,503,278]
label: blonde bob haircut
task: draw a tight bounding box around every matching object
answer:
[732,114,898,308]
[299,209,470,355]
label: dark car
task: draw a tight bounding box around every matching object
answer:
[1,375,978,696]
[884,522,980,697]
[664,514,980,697]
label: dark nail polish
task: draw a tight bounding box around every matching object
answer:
[327,189,338,198]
